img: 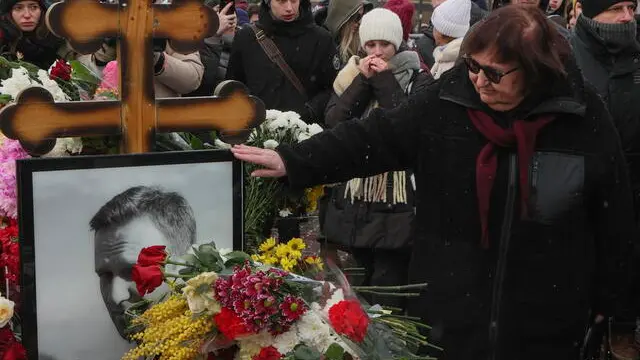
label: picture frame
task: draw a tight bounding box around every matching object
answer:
[17,150,243,360]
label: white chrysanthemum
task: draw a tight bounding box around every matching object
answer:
[0,68,32,99]
[296,311,332,351]
[263,139,279,149]
[274,329,299,354]
[37,70,69,101]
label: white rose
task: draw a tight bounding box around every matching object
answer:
[279,209,293,218]
[297,132,311,142]
[263,139,279,149]
[0,297,15,327]
[308,123,323,136]
[266,109,283,121]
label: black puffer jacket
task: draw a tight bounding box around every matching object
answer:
[226,0,337,123]
[321,53,433,250]
[277,62,636,359]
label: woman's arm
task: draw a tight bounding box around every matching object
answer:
[324,74,373,128]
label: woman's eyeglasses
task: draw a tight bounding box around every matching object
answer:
[462,55,519,84]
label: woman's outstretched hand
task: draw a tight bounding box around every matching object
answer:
[230,144,287,178]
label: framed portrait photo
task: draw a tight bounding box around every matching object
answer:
[17,150,243,360]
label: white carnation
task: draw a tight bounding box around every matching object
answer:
[263,139,279,149]
[274,329,299,354]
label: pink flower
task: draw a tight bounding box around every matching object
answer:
[0,139,29,218]
[100,61,119,90]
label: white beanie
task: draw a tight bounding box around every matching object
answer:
[358,8,403,50]
[431,0,471,39]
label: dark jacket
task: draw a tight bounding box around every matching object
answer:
[0,16,67,70]
[277,62,636,359]
[571,17,640,203]
[186,36,223,97]
[226,0,337,123]
[415,2,487,68]
[321,54,433,250]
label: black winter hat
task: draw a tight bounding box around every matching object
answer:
[581,0,626,18]
[0,0,46,14]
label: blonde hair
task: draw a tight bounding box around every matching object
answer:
[338,17,361,65]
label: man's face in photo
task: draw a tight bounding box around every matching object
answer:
[94,216,170,338]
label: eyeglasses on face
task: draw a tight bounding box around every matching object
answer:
[462,55,519,84]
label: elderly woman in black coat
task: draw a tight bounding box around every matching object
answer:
[232,5,637,360]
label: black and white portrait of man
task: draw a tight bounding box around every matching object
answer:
[90,186,196,339]
[20,153,240,360]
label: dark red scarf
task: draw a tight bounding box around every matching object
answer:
[467,109,555,248]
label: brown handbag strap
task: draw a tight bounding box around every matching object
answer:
[249,24,307,97]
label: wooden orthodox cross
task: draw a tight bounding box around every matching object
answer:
[0,0,264,154]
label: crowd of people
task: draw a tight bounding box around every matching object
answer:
[2,0,640,358]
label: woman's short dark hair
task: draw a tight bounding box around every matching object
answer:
[461,5,571,89]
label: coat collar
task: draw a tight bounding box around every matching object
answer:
[438,60,587,120]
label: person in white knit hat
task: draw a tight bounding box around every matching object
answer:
[430,0,471,79]
[320,7,433,310]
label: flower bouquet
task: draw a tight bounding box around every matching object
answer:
[215,110,325,248]
[251,237,323,277]
[124,243,439,360]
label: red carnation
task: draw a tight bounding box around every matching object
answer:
[49,59,71,81]
[252,346,281,360]
[131,264,163,296]
[328,299,369,343]
[2,342,26,360]
[214,307,252,340]
[137,245,167,266]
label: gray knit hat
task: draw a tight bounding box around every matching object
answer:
[324,0,362,37]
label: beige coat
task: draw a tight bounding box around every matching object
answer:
[78,43,204,98]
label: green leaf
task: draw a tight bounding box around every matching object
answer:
[189,135,204,150]
[179,267,194,275]
[180,254,200,267]
[324,343,345,360]
[293,345,322,360]
[69,60,100,84]
[223,251,252,267]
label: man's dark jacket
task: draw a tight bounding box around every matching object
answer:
[226,0,336,123]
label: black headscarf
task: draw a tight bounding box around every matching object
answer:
[257,0,314,36]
